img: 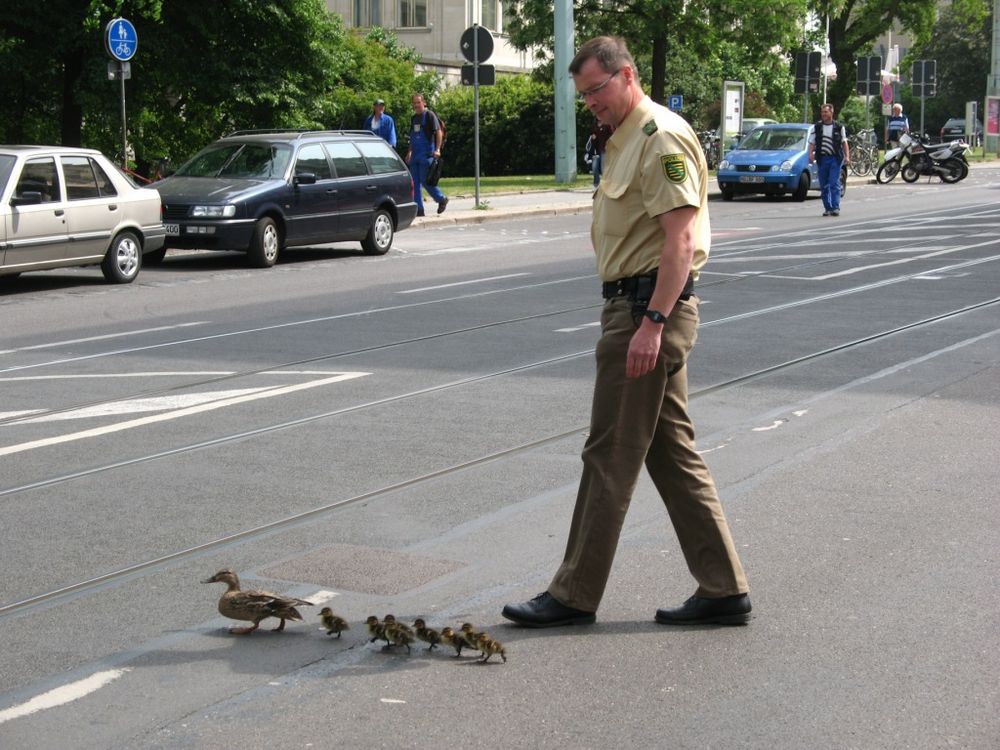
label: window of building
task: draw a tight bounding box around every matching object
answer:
[399,0,427,27]
[481,0,503,32]
[355,0,382,27]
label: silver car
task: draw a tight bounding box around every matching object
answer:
[0,146,165,283]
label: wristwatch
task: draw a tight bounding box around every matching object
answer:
[643,309,668,324]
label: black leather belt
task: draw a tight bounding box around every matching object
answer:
[602,273,693,301]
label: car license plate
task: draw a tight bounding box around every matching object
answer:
[165,223,179,236]
[739,175,765,184]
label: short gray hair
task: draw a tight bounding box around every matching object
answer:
[569,36,636,77]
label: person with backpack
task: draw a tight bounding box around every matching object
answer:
[405,93,448,217]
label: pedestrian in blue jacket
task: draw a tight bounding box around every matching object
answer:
[363,99,397,147]
[405,93,448,217]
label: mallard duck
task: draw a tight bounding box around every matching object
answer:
[366,615,388,644]
[460,622,487,652]
[413,618,441,651]
[385,622,414,654]
[319,607,349,638]
[439,626,465,657]
[477,633,507,663]
[201,569,312,634]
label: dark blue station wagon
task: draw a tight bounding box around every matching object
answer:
[153,130,417,267]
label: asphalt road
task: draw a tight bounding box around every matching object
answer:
[1,170,998,749]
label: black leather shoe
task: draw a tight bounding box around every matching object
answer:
[655,593,751,626]
[502,592,595,628]
[436,197,449,214]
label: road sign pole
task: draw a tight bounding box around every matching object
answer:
[473,26,481,208]
[119,61,128,169]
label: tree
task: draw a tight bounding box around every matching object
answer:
[903,0,992,132]
[504,0,808,125]
[0,1,429,172]
[816,0,937,114]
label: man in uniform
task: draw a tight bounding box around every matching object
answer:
[502,36,750,628]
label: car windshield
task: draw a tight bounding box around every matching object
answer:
[737,128,806,151]
[175,143,292,179]
[0,154,16,193]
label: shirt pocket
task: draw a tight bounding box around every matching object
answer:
[596,180,629,238]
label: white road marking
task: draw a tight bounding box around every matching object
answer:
[0,372,369,457]
[398,273,530,294]
[0,370,340,382]
[309,590,340,605]
[0,668,130,724]
[555,322,601,333]
[380,698,407,704]
[766,243,989,281]
[0,323,207,354]
[752,419,787,432]
[13,389,274,423]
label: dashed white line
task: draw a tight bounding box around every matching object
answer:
[398,273,530,294]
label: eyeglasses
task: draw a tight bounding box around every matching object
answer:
[577,70,620,100]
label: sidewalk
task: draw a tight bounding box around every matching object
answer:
[410,168,879,228]
[412,186,595,227]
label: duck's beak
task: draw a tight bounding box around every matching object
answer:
[200,576,216,584]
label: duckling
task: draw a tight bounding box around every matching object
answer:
[477,633,508,664]
[366,615,388,644]
[201,569,312,634]
[384,614,413,637]
[319,607,349,638]
[460,622,487,653]
[385,622,414,654]
[412,618,441,651]
[439,626,466,657]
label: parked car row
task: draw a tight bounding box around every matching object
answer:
[1,130,418,284]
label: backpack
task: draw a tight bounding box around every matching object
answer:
[424,110,447,145]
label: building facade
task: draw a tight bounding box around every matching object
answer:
[324,0,537,82]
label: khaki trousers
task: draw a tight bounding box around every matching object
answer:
[548,296,748,612]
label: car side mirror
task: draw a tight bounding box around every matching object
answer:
[294,172,317,186]
[10,191,43,206]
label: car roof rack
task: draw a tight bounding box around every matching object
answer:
[225,129,378,139]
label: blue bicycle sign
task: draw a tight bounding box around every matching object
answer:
[105,18,138,62]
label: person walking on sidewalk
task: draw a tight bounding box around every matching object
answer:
[363,99,397,147]
[590,118,613,187]
[886,103,909,149]
[405,93,448,217]
[808,103,850,217]
[502,35,751,629]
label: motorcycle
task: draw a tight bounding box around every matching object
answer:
[876,133,968,184]
[901,135,969,183]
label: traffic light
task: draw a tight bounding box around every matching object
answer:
[856,55,881,96]
[793,51,821,95]
[912,60,936,97]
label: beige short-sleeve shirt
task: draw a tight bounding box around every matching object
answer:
[591,96,711,282]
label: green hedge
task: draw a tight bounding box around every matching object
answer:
[405,76,594,177]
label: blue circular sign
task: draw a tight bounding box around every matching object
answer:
[105,18,138,62]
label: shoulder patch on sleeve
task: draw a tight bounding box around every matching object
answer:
[642,119,658,136]
[661,153,687,183]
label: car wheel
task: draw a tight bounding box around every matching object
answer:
[144,247,167,265]
[792,172,809,202]
[248,217,280,268]
[361,209,394,255]
[876,159,900,184]
[901,164,920,183]
[101,230,141,283]
[720,185,735,201]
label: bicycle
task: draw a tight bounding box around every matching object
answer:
[697,130,721,170]
[848,128,879,177]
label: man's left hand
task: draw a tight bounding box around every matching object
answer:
[626,324,662,379]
